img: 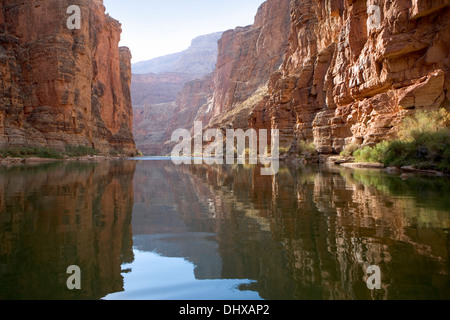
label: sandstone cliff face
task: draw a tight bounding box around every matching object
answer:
[132,73,199,155]
[132,73,198,108]
[251,0,450,153]
[158,0,291,155]
[159,0,449,157]
[0,0,136,155]
[210,0,291,120]
[161,74,215,154]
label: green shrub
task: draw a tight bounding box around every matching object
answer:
[0,147,63,159]
[353,109,450,172]
[0,145,101,160]
[353,141,390,163]
[36,148,63,159]
[65,145,99,157]
[382,140,414,167]
[109,149,120,157]
[398,109,450,142]
[439,144,450,172]
[340,143,360,157]
[298,141,316,155]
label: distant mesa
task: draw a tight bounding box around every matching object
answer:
[132,32,224,76]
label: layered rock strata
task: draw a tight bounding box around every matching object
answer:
[0,0,136,155]
[251,0,450,153]
[158,0,449,157]
[160,0,292,155]
[131,32,223,155]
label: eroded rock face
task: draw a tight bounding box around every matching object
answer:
[164,0,449,157]
[206,0,291,127]
[159,0,291,153]
[0,0,136,155]
[161,74,215,155]
[254,0,450,154]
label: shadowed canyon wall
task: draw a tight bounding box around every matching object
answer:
[131,32,223,155]
[0,0,136,155]
[132,73,198,155]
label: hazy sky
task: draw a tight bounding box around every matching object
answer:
[103,0,266,63]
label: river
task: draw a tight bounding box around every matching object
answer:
[0,159,448,300]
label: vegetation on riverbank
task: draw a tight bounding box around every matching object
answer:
[342,109,450,173]
[0,145,100,159]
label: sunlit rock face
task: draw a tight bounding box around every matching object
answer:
[155,0,449,157]
[132,32,224,76]
[255,0,450,153]
[157,0,292,155]
[0,0,136,155]
[207,0,292,122]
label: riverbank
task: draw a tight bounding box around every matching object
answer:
[2,151,448,179]
[0,146,136,166]
[0,155,131,166]
[324,155,448,178]
[278,152,449,178]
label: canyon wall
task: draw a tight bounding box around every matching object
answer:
[0,0,136,155]
[157,0,449,156]
[251,0,450,153]
[159,0,292,155]
[131,32,223,155]
[208,0,291,124]
[132,73,197,155]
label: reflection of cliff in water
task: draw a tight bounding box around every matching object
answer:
[132,161,449,300]
[132,161,224,281]
[0,161,136,300]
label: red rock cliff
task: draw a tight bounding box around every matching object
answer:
[252,0,450,153]
[0,0,136,155]
[160,0,291,154]
[162,0,449,157]
[207,0,291,127]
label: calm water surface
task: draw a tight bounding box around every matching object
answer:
[0,159,448,300]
